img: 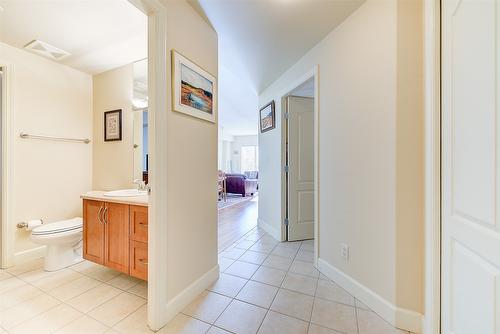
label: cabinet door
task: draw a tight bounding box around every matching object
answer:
[104,202,130,274]
[130,205,148,243]
[83,200,104,264]
[130,240,148,281]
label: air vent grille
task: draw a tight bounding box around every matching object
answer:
[24,40,70,61]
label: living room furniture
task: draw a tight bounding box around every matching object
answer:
[226,173,258,197]
[218,170,227,202]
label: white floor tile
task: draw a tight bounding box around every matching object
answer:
[310,298,357,334]
[159,313,210,334]
[249,243,276,254]
[88,292,146,327]
[207,326,232,334]
[128,281,148,299]
[0,277,27,294]
[183,291,231,324]
[215,300,267,334]
[271,246,298,259]
[0,284,43,311]
[355,299,371,311]
[113,304,154,334]
[315,280,354,306]
[0,270,13,281]
[55,315,110,334]
[262,255,293,271]
[281,273,318,296]
[220,248,246,260]
[295,250,314,263]
[31,269,82,292]
[48,275,101,301]
[0,293,60,329]
[308,324,342,334]
[218,258,235,272]
[270,289,314,322]
[239,250,268,265]
[6,258,44,276]
[289,260,320,278]
[108,274,141,290]
[236,280,278,308]
[9,303,81,334]
[67,283,122,313]
[234,240,256,250]
[251,267,286,287]
[357,309,407,334]
[257,311,309,334]
[225,261,259,279]
[208,273,247,298]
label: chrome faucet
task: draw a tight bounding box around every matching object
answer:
[133,179,147,191]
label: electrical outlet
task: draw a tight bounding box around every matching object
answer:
[341,243,349,261]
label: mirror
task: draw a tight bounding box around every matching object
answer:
[133,59,148,183]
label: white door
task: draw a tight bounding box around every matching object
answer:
[287,96,314,241]
[442,1,500,333]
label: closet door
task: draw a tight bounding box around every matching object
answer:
[441,1,500,332]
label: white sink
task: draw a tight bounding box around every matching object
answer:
[103,189,147,197]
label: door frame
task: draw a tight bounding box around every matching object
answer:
[0,63,14,268]
[127,0,168,330]
[280,66,319,265]
[423,0,441,333]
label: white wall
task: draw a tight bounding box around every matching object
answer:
[92,64,135,190]
[0,42,92,259]
[258,0,423,329]
[231,135,258,173]
[162,0,218,305]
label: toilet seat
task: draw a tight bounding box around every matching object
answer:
[32,217,82,236]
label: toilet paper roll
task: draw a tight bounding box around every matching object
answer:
[25,219,43,231]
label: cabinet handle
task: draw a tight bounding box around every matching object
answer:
[97,206,103,224]
[138,259,148,265]
[103,207,108,224]
[138,222,148,227]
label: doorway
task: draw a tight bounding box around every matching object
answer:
[281,72,318,245]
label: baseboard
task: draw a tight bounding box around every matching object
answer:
[13,246,45,265]
[161,264,220,326]
[317,258,423,333]
[257,218,281,241]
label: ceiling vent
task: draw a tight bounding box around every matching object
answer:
[24,40,70,61]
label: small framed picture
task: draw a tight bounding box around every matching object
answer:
[104,109,122,141]
[172,50,217,123]
[260,101,275,133]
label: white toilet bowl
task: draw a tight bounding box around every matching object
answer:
[30,217,83,271]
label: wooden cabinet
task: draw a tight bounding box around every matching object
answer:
[83,200,105,264]
[83,199,148,280]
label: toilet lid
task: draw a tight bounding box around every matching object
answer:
[32,217,83,235]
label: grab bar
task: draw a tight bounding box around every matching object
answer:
[20,132,91,144]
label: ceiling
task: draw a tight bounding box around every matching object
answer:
[0,0,147,75]
[196,0,364,137]
[197,0,364,93]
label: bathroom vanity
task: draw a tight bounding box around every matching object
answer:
[81,191,148,280]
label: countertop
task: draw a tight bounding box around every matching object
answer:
[81,191,148,207]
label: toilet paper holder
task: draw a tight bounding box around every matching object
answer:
[17,219,44,229]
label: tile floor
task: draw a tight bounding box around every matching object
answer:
[0,227,412,334]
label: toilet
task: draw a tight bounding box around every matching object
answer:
[30,217,84,271]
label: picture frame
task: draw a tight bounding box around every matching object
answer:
[172,50,217,123]
[104,109,122,142]
[259,101,276,133]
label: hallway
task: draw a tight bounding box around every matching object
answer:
[167,227,411,334]
[218,197,258,252]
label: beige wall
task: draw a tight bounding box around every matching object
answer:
[258,0,423,315]
[92,64,135,190]
[0,42,92,256]
[162,0,219,301]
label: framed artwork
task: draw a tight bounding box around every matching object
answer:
[172,50,217,123]
[260,101,275,133]
[104,109,122,141]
